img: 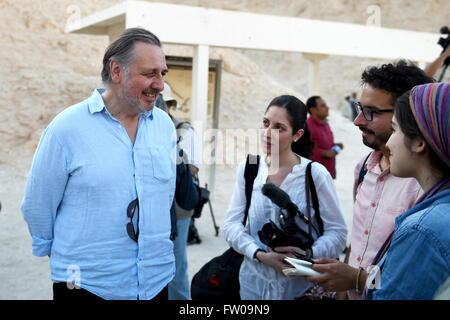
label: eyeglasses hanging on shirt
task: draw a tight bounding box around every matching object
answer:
[127,198,139,242]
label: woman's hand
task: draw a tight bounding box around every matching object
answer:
[273,246,308,258]
[256,248,291,275]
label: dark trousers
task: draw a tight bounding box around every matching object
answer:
[53,282,169,301]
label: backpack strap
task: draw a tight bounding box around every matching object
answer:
[358,152,372,187]
[176,121,191,130]
[305,162,324,236]
[243,154,260,226]
[175,121,191,144]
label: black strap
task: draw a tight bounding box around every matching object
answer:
[175,121,192,145]
[357,152,372,187]
[176,121,191,130]
[305,162,324,236]
[243,154,260,226]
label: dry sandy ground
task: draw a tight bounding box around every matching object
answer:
[0,109,370,299]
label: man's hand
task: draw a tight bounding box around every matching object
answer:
[189,164,199,175]
[440,45,450,60]
[424,45,450,77]
[322,149,337,158]
[306,258,359,292]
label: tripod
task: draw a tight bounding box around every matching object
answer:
[204,183,220,236]
[187,183,219,245]
[192,174,220,237]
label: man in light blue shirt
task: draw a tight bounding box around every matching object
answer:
[21,28,177,300]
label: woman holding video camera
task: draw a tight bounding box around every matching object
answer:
[365,82,450,299]
[223,95,347,300]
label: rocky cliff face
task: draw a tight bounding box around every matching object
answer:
[1,0,449,167]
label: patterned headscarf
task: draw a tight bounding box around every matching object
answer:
[409,82,450,167]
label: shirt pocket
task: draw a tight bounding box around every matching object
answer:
[374,206,406,240]
[384,206,407,221]
[149,146,174,182]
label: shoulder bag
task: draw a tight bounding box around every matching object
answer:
[190,154,260,300]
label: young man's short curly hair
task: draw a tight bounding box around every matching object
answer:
[361,60,434,104]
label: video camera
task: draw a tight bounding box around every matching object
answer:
[258,219,314,251]
[257,183,315,251]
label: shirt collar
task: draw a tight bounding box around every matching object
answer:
[87,88,153,120]
[87,88,107,114]
[366,151,390,175]
[260,153,305,176]
[141,109,154,120]
[309,116,327,126]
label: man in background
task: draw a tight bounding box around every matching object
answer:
[306,95,344,179]
[159,83,200,300]
[340,95,353,121]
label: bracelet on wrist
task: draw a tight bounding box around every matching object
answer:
[355,267,363,293]
[253,249,266,262]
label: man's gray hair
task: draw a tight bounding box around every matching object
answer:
[101,28,161,85]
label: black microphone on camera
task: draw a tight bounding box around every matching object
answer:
[261,183,309,224]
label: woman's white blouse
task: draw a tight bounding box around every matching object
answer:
[223,155,347,300]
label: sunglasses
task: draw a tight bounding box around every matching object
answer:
[127,198,139,242]
[352,100,394,121]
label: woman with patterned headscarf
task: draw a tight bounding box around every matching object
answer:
[364,82,449,300]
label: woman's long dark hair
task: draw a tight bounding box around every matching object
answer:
[266,95,315,158]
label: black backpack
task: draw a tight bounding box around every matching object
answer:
[190,154,260,300]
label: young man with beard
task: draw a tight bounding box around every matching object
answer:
[304,60,434,299]
[21,28,177,300]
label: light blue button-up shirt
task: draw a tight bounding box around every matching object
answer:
[21,89,177,300]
